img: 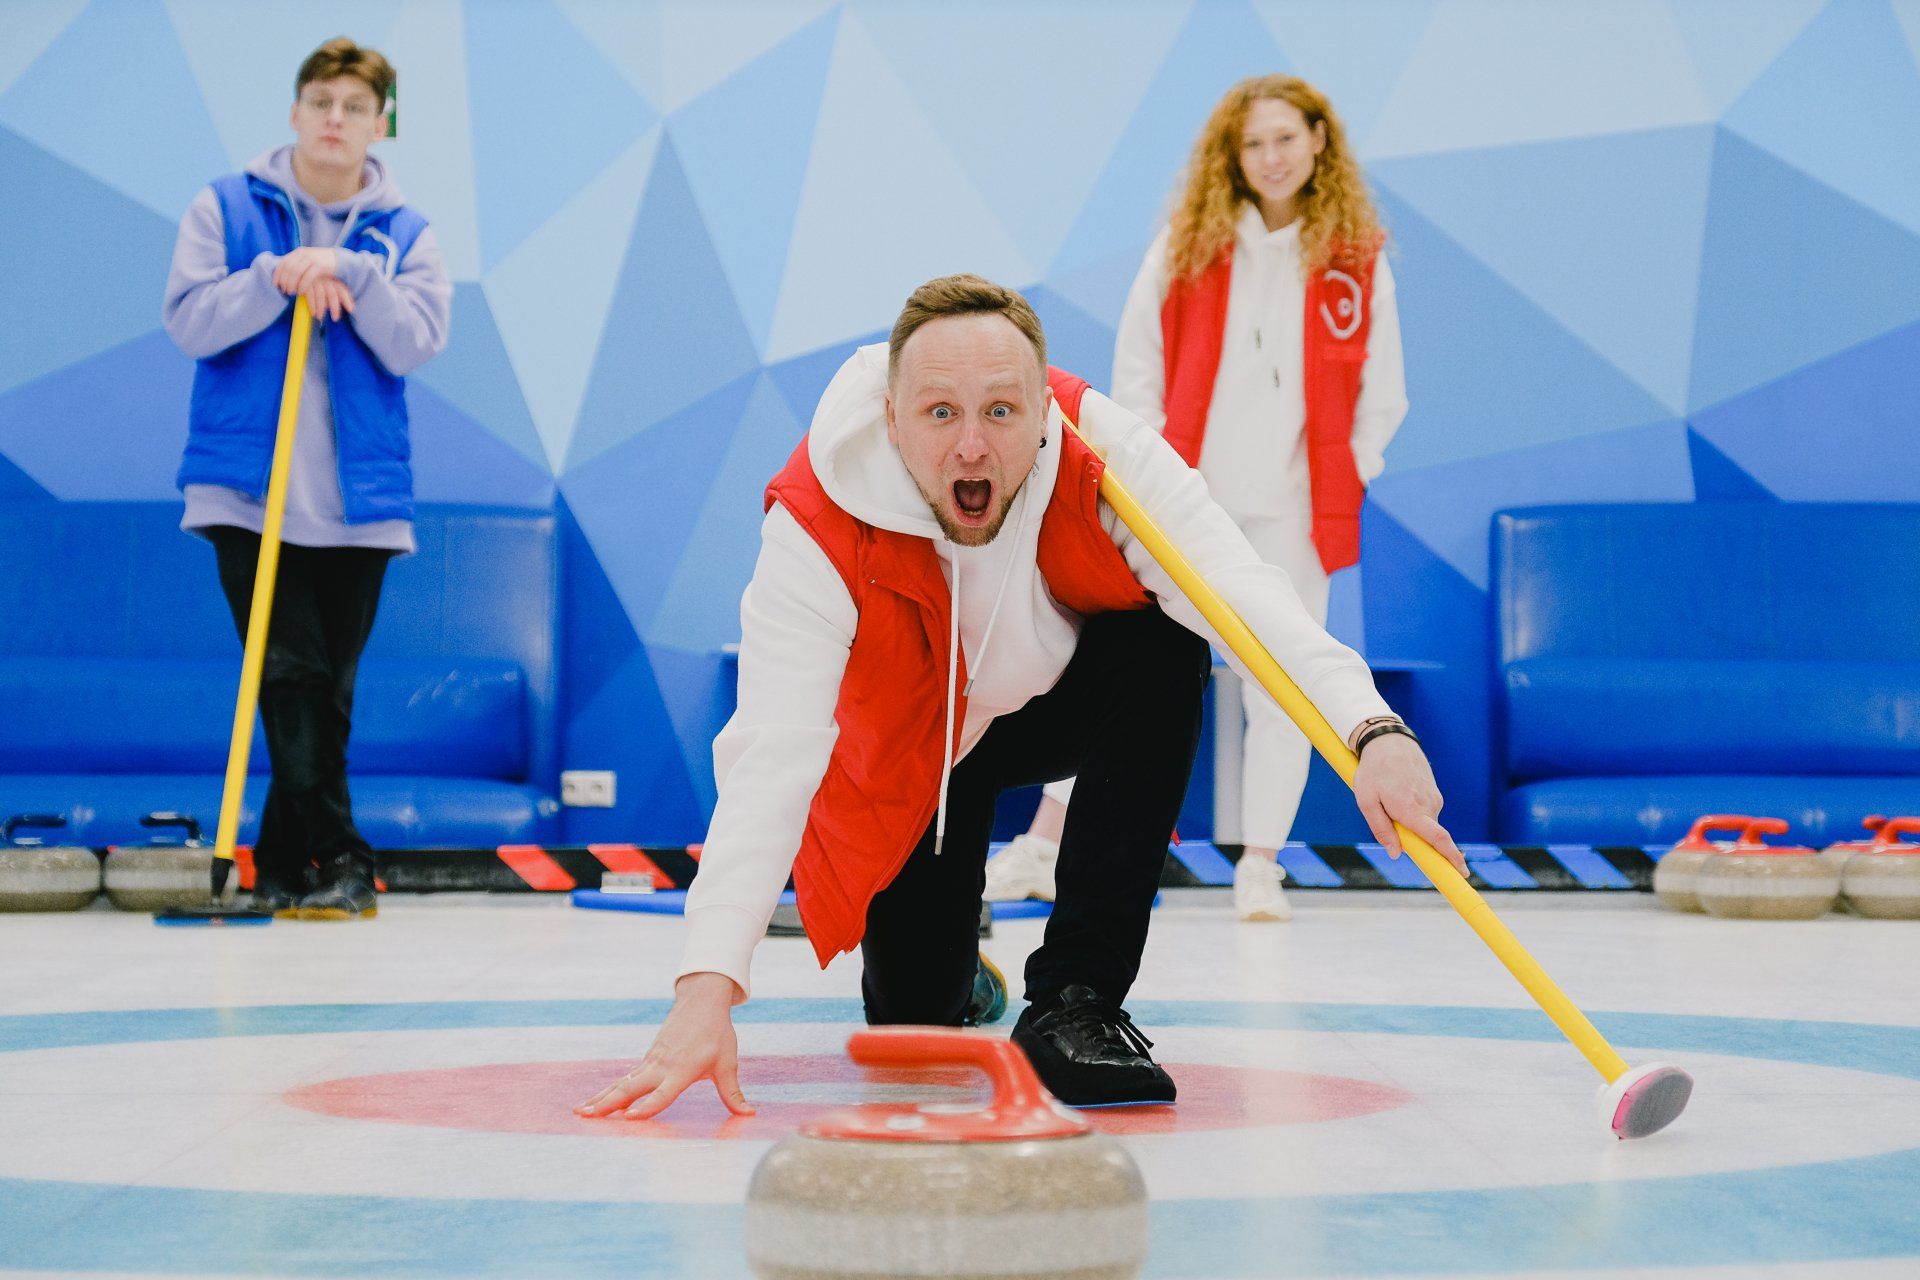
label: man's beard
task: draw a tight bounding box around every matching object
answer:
[915,474,1026,546]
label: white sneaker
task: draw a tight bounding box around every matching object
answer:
[1234,854,1292,922]
[983,834,1059,901]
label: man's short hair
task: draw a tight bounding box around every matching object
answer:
[296,37,395,105]
[888,274,1047,384]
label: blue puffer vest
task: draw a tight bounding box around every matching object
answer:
[177,173,428,523]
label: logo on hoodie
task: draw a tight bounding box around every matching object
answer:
[1319,268,1364,340]
[357,225,402,279]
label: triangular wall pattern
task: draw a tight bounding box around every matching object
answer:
[2,0,1909,846]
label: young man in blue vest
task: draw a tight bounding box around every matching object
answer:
[162,37,451,920]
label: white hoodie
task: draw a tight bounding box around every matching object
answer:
[677,344,1394,999]
[1111,207,1407,520]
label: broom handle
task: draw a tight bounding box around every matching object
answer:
[1065,414,1630,1084]
[213,297,312,866]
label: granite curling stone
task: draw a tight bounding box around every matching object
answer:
[744,1027,1149,1280]
[1653,814,1755,913]
[1819,815,1886,874]
[1697,818,1838,920]
[0,815,101,912]
[103,813,217,912]
[1840,816,1920,920]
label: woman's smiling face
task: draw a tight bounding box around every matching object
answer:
[1237,96,1325,216]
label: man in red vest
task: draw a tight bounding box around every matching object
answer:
[578,275,1461,1117]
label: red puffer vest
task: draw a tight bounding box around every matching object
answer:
[762,368,1150,963]
[1159,239,1381,572]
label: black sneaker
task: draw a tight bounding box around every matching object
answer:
[1010,984,1175,1107]
[298,858,378,920]
[251,879,303,916]
[250,865,312,917]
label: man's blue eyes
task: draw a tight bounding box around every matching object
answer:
[930,406,1013,420]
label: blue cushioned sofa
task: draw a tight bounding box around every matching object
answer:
[1493,503,1920,845]
[0,503,560,846]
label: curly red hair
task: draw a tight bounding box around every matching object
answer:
[1166,74,1384,280]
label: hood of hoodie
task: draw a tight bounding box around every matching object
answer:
[805,343,1063,543]
[247,144,404,234]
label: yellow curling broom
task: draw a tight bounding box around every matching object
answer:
[160,298,314,925]
[1061,410,1692,1140]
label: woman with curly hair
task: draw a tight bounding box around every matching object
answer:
[987,75,1407,922]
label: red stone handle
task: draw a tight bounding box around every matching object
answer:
[1679,814,1757,848]
[1873,817,1920,850]
[848,1027,1064,1126]
[805,1028,1088,1142]
[1738,817,1790,844]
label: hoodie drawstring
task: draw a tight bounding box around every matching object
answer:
[964,480,1033,702]
[934,560,961,858]
[933,464,1041,856]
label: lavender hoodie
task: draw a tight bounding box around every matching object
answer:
[161,146,451,551]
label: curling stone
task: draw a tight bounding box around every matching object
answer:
[0,814,101,912]
[744,1028,1148,1280]
[1697,818,1838,920]
[1653,814,1755,912]
[1840,816,1920,919]
[103,812,216,912]
[1819,815,1887,875]
[766,901,807,937]
[769,902,993,940]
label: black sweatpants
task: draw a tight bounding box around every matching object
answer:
[860,606,1211,1025]
[207,527,391,888]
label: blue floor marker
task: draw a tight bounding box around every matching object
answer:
[571,890,1065,919]
[1166,839,1236,886]
[1274,843,1344,888]
[1353,842,1432,888]
[1546,843,1636,889]
[1462,845,1537,889]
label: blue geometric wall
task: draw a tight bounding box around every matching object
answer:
[2,0,1915,841]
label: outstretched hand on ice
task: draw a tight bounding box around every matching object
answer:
[574,971,755,1121]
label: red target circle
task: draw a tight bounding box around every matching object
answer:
[285,1054,1412,1140]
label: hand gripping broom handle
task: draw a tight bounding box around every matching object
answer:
[1060,412,1630,1084]
[212,297,314,882]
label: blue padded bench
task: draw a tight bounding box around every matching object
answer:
[0,503,560,846]
[1493,503,1920,845]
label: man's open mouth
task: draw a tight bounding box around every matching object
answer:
[953,479,993,519]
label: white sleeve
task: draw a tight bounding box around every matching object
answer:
[1350,255,1408,484]
[1108,228,1172,433]
[1075,390,1394,739]
[676,503,855,1002]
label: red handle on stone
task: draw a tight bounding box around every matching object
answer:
[847,1028,1069,1129]
[1731,817,1816,855]
[1873,817,1920,850]
[1679,814,1757,849]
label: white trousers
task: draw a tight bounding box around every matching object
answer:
[1037,510,1329,849]
[1233,511,1329,848]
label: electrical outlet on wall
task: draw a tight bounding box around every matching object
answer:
[561,770,616,807]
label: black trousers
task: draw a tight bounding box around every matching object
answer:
[860,607,1211,1025]
[208,527,391,887]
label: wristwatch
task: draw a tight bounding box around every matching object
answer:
[1351,715,1419,756]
